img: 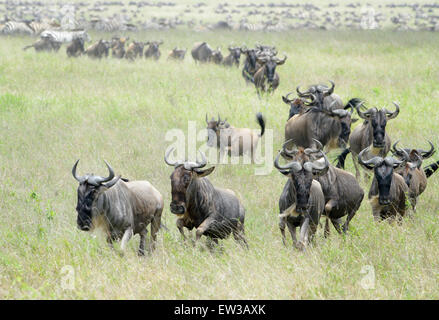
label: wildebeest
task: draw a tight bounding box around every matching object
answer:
[144,41,163,60]
[167,47,187,60]
[391,141,435,212]
[210,47,223,64]
[66,38,85,57]
[164,149,247,248]
[241,47,262,83]
[111,36,128,59]
[125,41,145,60]
[191,41,214,63]
[337,102,400,180]
[72,160,164,255]
[253,54,287,93]
[281,140,364,236]
[85,39,110,59]
[206,112,265,158]
[275,145,327,250]
[284,99,359,152]
[358,149,408,222]
[23,37,61,52]
[222,46,241,67]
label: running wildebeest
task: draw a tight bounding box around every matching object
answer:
[222,46,241,67]
[191,41,214,63]
[23,37,61,52]
[391,141,435,212]
[125,41,145,60]
[164,149,247,248]
[284,98,360,152]
[85,39,110,59]
[275,145,327,250]
[253,54,287,93]
[206,112,265,158]
[144,41,163,60]
[241,47,262,83]
[281,139,364,236]
[72,160,164,256]
[66,38,85,57]
[167,47,187,60]
[337,102,400,180]
[358,149,409,222]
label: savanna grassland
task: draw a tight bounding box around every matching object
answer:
[1,29,439,299]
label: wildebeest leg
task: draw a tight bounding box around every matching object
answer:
[279,217,287,246]
[195,216,215,243]
[232,224,248,249]
[324,216,331,238]
[138,229,147,256]
[176,218,187,241]
[343,205,360,233]
[286,221,298,249]
[120,227,133,252]
[149,209,162,253]
[106,236,114,249]
[298,217,310,251]
[351,152,361,180]
[331,218,343,234]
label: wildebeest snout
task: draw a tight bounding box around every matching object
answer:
[170,201,186,215]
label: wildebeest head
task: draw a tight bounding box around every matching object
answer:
[72,160,120,231]
[255,44,277,56]
[241,47,258,69]
[356,102,400,148]
[358,149,406,205]
[296,81,335,109]
[146,40,163,52]
[211,47,223,64]
[256,54,287,83]
[391,140,435,163]
[228,46,241,64]
[206,114,230,147]
[164,148,214,215]
[274,140,329,214]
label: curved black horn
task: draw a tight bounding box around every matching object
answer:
[164,147,183,167]
[296,85,311,98]
[72,159,84,182]
[384,102,400,120]
[184,151,207,170]
[324,80,335,96]
[419,140,435,159]
[356,105,374,120]
[274,152,302,172]
[358,149,383,169]
[391,140,404,157]
[93,160,115,185]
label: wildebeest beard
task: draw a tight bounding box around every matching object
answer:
[375,164,394,205]
[76,183,98,230]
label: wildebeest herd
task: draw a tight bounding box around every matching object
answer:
[21,31,287,94]
[70,79,439,255]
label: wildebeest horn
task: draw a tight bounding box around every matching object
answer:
[296,85,312,98]
[383,102,400,120]
[184,151,207,170]
[283,91,295,103]
[274,152,302,172]
[205,113,209,124]
[303,94,317,106]
[419,141,435,159]
[275,55,287,65]
[281,139,298,156]
[90,160,115,186]
[104,175,121,188]
[358,149,383,169]
[356,105,374,120]
[303,152,329,175]
[164,147,184,167]
[323,80,335,97]
[391,140,404,157]
[304,139,324,155]
[72,159,85,183]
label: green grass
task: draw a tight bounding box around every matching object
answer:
[1,30,439,299]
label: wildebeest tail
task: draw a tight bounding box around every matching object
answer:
[344,98,364,110]
[22,44,33,51]
[256,112,265,137]
[424,160,439,178]
[336,148,351,169]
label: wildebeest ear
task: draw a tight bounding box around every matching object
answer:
[194,166,215,177]
[351,118,359,123]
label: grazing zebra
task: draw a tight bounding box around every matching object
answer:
[40,29,91,43]
[1,21,34,35]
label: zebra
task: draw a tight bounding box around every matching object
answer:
[39,29,91,43]
[1,21,34,35]
[28,20,60,35]
[239,22,265,31]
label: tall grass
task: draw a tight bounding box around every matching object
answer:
[0,30,439,299]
